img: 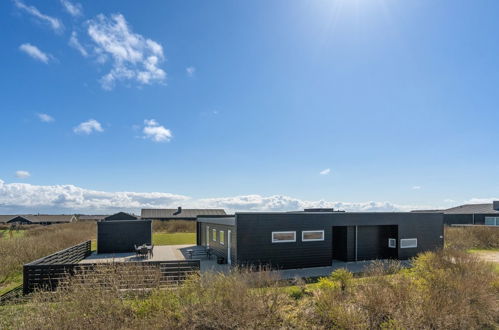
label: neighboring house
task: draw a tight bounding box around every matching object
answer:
[412,201,499,225]
[141,207,226,221]
[77,215,108,222]
[0,215,19,224]
[103,212,139,221]
[197,210,444,269]
[0,214,76,225]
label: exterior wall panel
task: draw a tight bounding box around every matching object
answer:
[97,220,152,253]
[236,212,443,269]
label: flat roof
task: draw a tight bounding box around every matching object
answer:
[197,216,235,226]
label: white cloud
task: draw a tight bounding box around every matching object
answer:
[60,0,82,17]
[37,113,54,122]
[412,186,421,190]
[87,14,166,90]
[143,119,172,142]
[73,119,103,135]
[69,31,88,57]
[0,179,189,213]
[465,197,499,204]
[196,195,422,213]
[19,43,51,63]
[0,179,430,214]
[13,0,63,33]
[319,168,331,175]
[186,66,196,77]
[15,171,31,179]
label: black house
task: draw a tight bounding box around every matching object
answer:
[196,211,443,269]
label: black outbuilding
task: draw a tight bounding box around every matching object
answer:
[197,210,443,269]
[97,212,151,253]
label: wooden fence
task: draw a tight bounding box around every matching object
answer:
[0,285,24,305]
[23,241,200,294]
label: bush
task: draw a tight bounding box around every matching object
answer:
[330,268,353,292]
[445,226,499,250]
[1,269,290,330]
[302,249,499,329]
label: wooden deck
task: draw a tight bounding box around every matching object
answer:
[80,245,230,273]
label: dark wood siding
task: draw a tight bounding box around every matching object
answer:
[97,220,152,253]
[357,225,397,260]
[199,222,236,263]
[236,212,443,269]
[444,213,493,225]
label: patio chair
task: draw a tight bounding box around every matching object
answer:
[146,244,154,258]
[138,246,148,259]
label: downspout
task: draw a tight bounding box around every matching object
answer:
[355,225,358,262]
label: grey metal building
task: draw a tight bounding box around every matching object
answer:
[197,211,443,269]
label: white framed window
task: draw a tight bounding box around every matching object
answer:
[302,230,325,242]
[212,228,217,242]
[271,231,296,243]
[388,238,396,248]
[220,230,225,245]
[400,238,417,248]
[485,217,499,226]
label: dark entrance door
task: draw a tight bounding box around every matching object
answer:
[356,225,398,260]
[332,226,356,262]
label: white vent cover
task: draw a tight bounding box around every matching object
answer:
[388,238,396,248]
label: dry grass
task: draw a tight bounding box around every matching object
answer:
[0,222,95,286]
[1,249,497,329]
[302,249,499,329]
[152,220,195,233]
[1,268,289,330]
[445,225,499,250]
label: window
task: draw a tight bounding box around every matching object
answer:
[485,217,499,226]
[272,231,296,243]
[212,229,217,242]
[220,230,225,245]
[400,238,417,248]
[388,238,396,248]
[302,230,324,242]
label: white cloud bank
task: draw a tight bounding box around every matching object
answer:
[0,179,430,214]
[19,43,51,63]
[319,168,331,175]
[73,119,103,134]
[143,119,172,142]
[15,171,31,179]
[87,14,166,90]
[13,0,63,33]
[0,179,188,213]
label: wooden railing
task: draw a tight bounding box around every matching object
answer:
[26,240,92,265]
[23,242,200,294]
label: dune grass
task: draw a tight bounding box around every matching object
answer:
[0,229,26,239]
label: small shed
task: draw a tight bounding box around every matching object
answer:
[97,212,151,253]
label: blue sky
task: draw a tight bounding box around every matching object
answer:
[1,0,499,213]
